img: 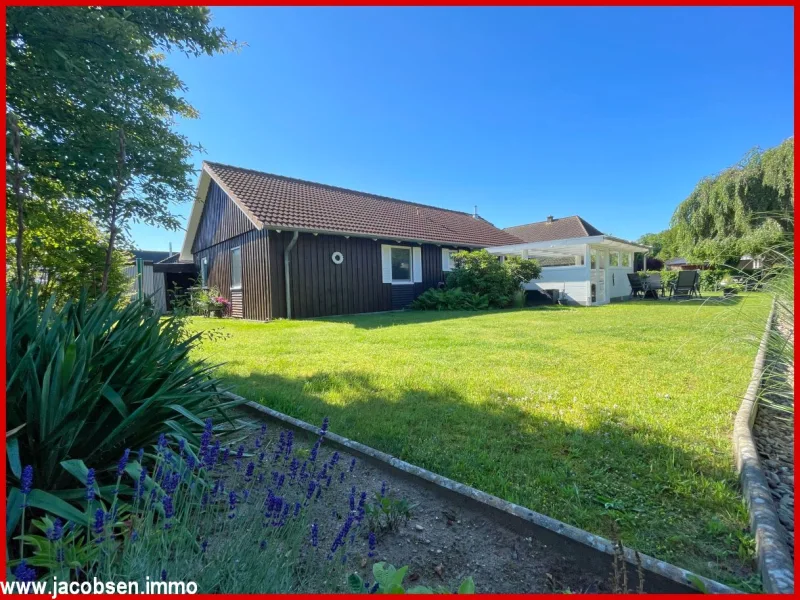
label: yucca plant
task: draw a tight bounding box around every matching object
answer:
[5,283,242,541]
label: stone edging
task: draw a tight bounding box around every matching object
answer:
[733,300,794,594]
[228,392,738,594]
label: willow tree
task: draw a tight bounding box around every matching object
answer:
[6,6,239,290]
[670,138,793,265]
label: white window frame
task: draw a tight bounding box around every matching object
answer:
[442,248,458,272]
[388,245,413,285]
[200,257,209,288]
[230,246,242,290]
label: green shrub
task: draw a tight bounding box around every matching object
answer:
[5,284,241,511]
[444,249,541,308]
[410,288,490,311]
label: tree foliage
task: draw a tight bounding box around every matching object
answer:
[445,249,541,308]
[6,201,130,307]
[6,6,237,291]
[669,138,793,264]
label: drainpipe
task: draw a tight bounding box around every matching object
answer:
[284,231,299,319]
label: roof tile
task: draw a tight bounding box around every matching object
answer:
[503,216,604,243]
[205,162,522,247]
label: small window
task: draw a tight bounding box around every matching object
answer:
[391,247,412,282]
[231,247,242,290]
[200,257,209,287]
[609,252,619,267]
[590,250,597,269]
[621,253,631,267]
[443,249,458,271]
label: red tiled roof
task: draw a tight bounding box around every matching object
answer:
[204,162,522,247]
[503,216,605,243]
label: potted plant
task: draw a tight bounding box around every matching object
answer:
[209,296,231,318]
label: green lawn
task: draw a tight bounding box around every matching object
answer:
[189,294,771,589]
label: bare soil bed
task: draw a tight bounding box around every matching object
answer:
[232,409,610,593]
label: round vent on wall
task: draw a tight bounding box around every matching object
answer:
[331,251,344,265]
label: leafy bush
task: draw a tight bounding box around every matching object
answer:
[5,284,241,532]
[443,249,541,308]
[349,562,475,594]
[410,288,490,311]
[365,482,417,532]
[10,418,381,592]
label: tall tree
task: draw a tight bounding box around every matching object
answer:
[670,138,794,264]
[6,6,238,288]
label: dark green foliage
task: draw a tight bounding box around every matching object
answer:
[410,288,490,311]
[349,562,475,594]
[5,283,239,495]
[443,249,541,308]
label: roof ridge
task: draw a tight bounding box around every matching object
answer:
[204,161,475,219]
[504,215,584,231]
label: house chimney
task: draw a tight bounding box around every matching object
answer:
[473,205,478,219]
[546,215,554,223]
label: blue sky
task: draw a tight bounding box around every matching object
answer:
[131,6,794,252]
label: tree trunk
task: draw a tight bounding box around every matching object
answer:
[101,129,126,293]
[8,115,24,283]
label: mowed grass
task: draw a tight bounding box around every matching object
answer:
[189,293,771,588]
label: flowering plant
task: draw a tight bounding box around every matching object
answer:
[10,418,382,593]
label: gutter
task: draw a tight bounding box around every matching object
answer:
[284,231,299,319]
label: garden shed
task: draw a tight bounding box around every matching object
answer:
[488,216,650,305]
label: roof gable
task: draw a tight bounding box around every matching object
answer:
[503,216,605,243]
[197,162,521,247]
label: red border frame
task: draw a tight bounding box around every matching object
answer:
[1,1,796,597]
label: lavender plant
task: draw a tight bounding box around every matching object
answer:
[12,418,380,593]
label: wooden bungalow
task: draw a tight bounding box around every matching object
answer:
[179,162,521,320]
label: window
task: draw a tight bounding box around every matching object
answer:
[231,247,242,289]
[200,257,209,287]
[609,252,619,267]
[391,247,412,282]
[442,248,458,271]
[590,249,597,269]
[621,253,631,267]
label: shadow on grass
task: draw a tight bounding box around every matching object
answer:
[220,369,754,586]
[311,305,576,329]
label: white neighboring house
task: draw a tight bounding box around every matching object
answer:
[487,216,650,306]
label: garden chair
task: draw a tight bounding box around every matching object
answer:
[669,270,701,299]
[626,273,645,299]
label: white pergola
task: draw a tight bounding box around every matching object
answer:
[487,235,651,305]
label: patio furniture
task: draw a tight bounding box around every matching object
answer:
[642,273,665,300]
[627,273,646,299]
[668,270,701,300]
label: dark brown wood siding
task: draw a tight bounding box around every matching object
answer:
[192,180,256,253]
[193,229,271,321]
[268,231,393,319]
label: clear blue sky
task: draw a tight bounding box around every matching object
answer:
[131,6,794,252]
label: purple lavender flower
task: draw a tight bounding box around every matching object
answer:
[358,491,367,510]
[245,462,255,482]
[289,458,300,482]
[309,440,320,463]
[277,474,286,489]
[21,465,33,497]
[201,540,208,553]
[368,531,377,557]
[13,560,36,583]
[186,455,196,471]
[261,423,267,435]
[305,480,316,502]
[163,496,174,520]
[235,444,245,465]
[137,448,145,463]
[326,475,332,488]
[178,439,185,455]
[284,431,294,460]
[85,468,96,501]
[228,491,238,517]
[299,461,308,481]
[157,433,167,451]
[258,451,266,464]
[255,437,262,449]
[369,582,379,594]
[221,447,230,465]
[273,432,286,462]
[93,509,105,539]
[161,569,167,582]
[330,451,340,467]
[46,519,64,542]
[311,522,319,547]
[329,514,354,556]
[320,417,329,436]
[199,418,213,460]
[349,458,356,472]
[294,502,301,517]
[380,481,387,497]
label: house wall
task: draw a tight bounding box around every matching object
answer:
[525,266,591,306]
[192,179,461,320]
